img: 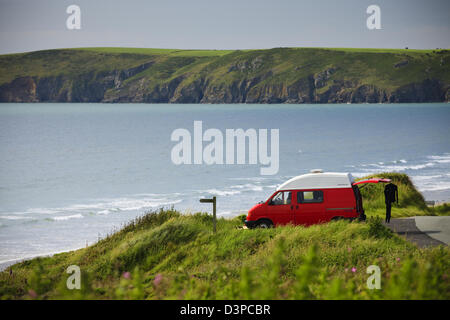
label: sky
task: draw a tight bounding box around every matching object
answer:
[0,0,449,54]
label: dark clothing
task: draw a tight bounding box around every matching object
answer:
[385,201,391,223]
[384,183,398,223]
[384,183,398,204]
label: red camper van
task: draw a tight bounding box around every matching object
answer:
[244,170,390,228]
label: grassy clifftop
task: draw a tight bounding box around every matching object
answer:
[358,172,442,217]
[0,173,449,300]
[0,47,449,103]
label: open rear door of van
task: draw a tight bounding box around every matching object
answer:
[352,178,391,220]
[352,178,391,186]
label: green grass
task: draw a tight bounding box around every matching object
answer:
[77,47,234,56]
[357,172,449,217]
[1,47,448,101]
[0,173,448,300]
[433,203,450,215]
[305,47,437,54]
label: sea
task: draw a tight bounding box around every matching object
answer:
[0,103,449,265]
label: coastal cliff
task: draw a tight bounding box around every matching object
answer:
[1,47,449,103]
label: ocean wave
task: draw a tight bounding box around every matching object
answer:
[51,214,84,221]
[199,182,276,197]
[353,173,450,192]
[353,158,447,173]
[427,154,450,163]
[23,208,61,215]
[228,177,271,182]
[386,159,408,164]
[0,215,33,220]
[350,153,450,173]
[1,194,184,223]
[98,209,113,215]
[131,192,183,197]
[411,174,450,192]
[204,189,242,196]
[229,185,246,189]
[229,183,265,192]
[349,172,374,178]
[370,162,435,171]
[411,175,444,182]
[91,198,183,211]
[54,194,185,214]
[349,153,450,193]
[414,181,450,192]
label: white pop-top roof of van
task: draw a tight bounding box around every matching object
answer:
[277,172,355,191]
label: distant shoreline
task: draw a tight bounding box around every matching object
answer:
[0,47,448,104]
[0,248,80,272]
[0,258,31,272]
[0,254,52,272]
[1,101,450,105]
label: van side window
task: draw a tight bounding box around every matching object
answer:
[298,191,323,204]
[270,191,292,205]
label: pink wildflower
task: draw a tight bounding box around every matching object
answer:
[351,267,357,273]
[154,273,163,286]
[28,289,37,298]
[122,271,131,279]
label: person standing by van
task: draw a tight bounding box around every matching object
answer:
[384,183,398,223]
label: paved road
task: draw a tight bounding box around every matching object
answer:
[414,216,450,245]
[384,216,449,248]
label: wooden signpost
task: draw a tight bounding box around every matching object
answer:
[200,196,217,233]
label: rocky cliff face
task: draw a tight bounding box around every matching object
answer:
[1,49,449,104]
[1,69,447,104]
[0,62,155,103]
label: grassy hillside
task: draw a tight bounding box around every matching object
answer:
[0,173,449,300]
[0,47,449,103]
[0,47,233,85]
[358,172,441,217]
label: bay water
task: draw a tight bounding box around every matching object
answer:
[0,103,449,264]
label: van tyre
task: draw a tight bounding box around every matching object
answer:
[256,219,273,229]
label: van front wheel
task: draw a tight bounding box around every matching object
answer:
[256,219,273,229]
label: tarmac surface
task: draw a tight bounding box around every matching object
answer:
[384,216,449,248]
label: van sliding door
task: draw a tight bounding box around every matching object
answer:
[294,190,325,225]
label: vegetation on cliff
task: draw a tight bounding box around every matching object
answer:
[0,47,449,103]
[0,173,448,300]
